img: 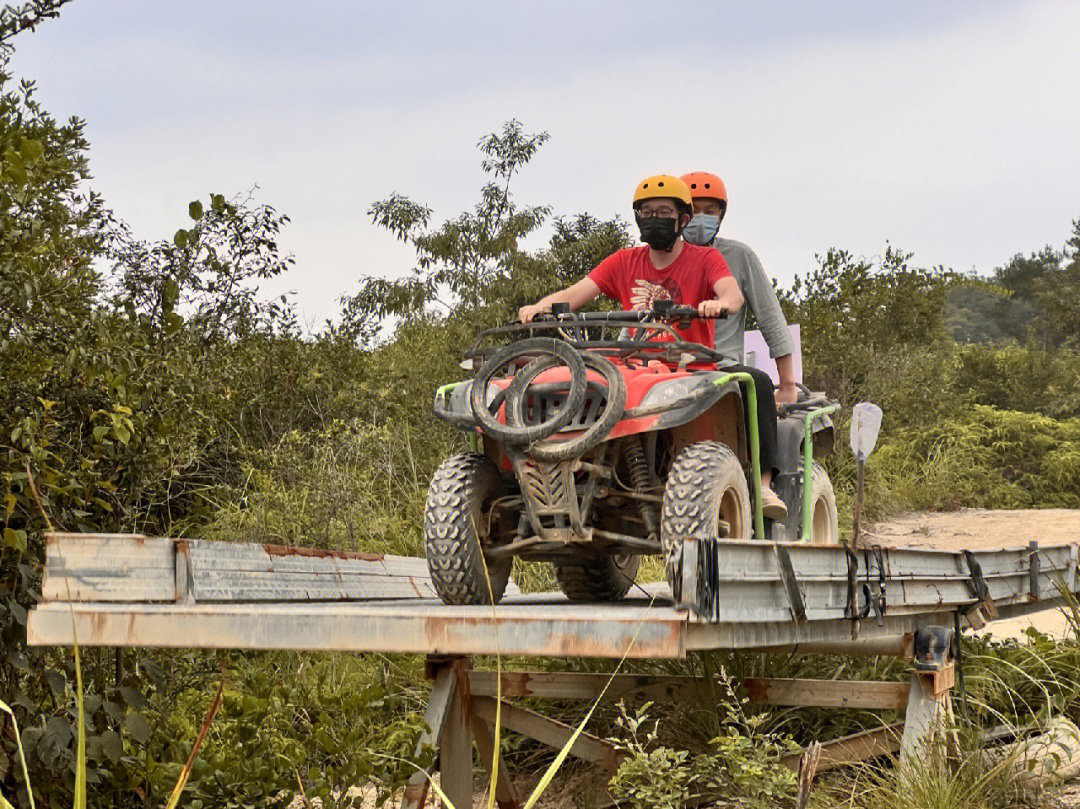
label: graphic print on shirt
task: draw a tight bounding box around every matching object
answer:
[629,277,683,311]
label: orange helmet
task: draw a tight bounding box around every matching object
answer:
[681,171,728,203]
[632,174,693,212]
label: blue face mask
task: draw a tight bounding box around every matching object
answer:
[682,214,721,246]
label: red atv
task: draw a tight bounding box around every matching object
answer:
[428,302,838,605]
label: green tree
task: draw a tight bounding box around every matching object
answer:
[779,244,957,405]
[0,1,71,58]
[1032,218,1080,348]
[546,212,631,285]
[110,191,296,341]
[994,245,1061,301]
[340,119,551,329]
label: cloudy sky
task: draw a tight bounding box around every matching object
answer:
[9,1,1080,326]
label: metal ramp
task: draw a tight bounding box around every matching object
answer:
[25,531,1080,809]
[27,532,1079,656]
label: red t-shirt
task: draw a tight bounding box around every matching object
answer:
[587,243,731,348]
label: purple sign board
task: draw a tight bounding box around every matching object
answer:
[742,324,802,385]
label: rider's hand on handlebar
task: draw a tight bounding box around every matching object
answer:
[519,303,551,323]
[697,299,728,319]
[775,381,799,409]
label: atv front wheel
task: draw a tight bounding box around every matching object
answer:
[424,454,512,605]
[554,554,640,602]
[660,441,752,563]
[807,461,839,544]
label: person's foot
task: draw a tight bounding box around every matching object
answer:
[760,486,788,521]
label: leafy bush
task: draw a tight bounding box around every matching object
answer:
[607,675,798,809]
[204,419,452,556]
[875,406,1080,511]
[141,652,427,808]
[780,245,957,409]
[952,342,1080,419]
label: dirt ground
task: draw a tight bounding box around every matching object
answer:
[865,508,1080,641]
[864,508,1080,550]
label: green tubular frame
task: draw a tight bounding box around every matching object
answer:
[436,381,480,452]
[801,404,837,541]
[435,381,466,398]
[712,373,764,540]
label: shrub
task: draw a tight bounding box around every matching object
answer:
[607,674,798,809]
[874,406,1080,511]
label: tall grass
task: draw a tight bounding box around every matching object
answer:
[0,699,35,809]
[832,734,1029,809]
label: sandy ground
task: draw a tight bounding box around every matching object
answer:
[865,508,1080,641]
[863,508,1080,550]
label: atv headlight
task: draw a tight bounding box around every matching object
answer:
[637,376,715,410]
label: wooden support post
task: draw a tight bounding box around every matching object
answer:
[472,715,519,809]
[402,657,472,809]
[440,659,473,809]
[782,722,904,772]
[899,665,955,765]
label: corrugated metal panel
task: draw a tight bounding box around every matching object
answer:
[42,534,175,602]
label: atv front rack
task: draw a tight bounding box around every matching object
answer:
[465,309,727,368]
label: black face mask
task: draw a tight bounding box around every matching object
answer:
[637,216,680,251]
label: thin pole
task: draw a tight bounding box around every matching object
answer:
[852,457,865,547]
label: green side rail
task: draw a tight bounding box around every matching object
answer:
[435,381,466,399]
[435,380,479,452]
[801,404,838,541]
[712,372,764,540]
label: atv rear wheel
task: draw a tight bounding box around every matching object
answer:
[660,441,752,566]
[808,461,839,544]
[554,553,640,602]
[424,453,512,605]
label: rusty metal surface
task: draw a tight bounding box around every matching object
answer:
[29,533,1080,660]
[262,543,385,561]
[676,537,1080,624]
[27,597,687,658]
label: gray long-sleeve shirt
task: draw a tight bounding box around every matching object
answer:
[711,237,795,366]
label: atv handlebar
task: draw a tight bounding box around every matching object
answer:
[532,302,727,324]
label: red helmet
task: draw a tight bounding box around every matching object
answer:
[680,171,728,203]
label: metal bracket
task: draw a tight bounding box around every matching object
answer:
[692,537,720,622]
[774,546,807,624]
[962,550,998,628]
[842,542,862,639]
[862,546,887,626]
[912,625,955,672]
[510,452,588,542]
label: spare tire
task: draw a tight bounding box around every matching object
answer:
[470,338,587,445]
[523,353,627,462]
[807,462,840,544]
